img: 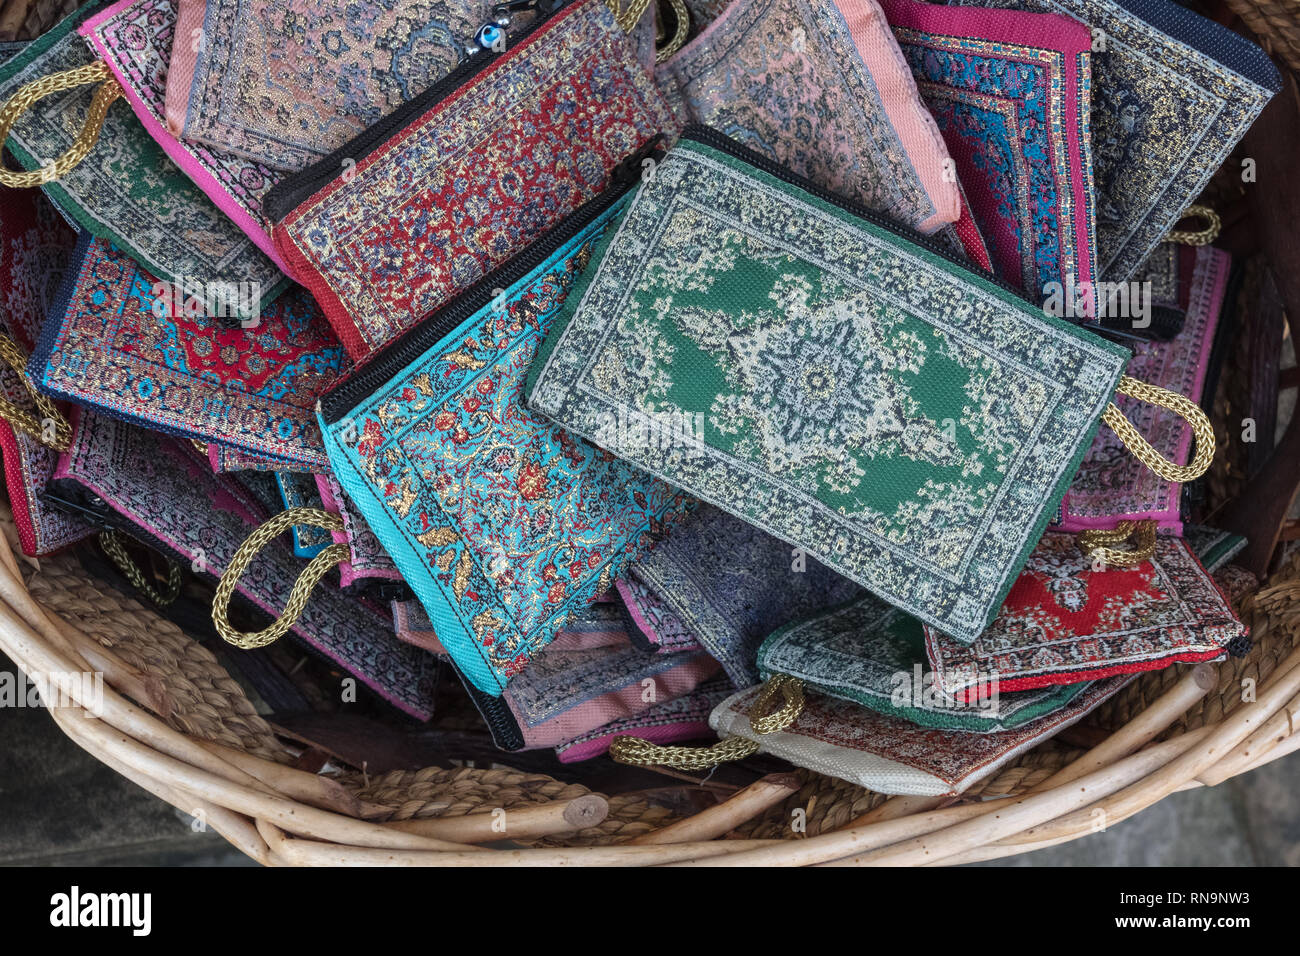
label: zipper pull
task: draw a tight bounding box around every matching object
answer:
[612,133,668,186]
[465,0,565,57]
[40,491,117,531]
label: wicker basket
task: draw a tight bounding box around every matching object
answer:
[1,0,1298,865]
[0,507,1297,864]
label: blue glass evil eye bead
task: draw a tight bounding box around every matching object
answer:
[475,23,504,50]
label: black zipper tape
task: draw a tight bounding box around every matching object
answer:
[455,663,526,750]
[262,0,568,222]
[319,135,663,423]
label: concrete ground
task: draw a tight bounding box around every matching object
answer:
[1,650,1295,866]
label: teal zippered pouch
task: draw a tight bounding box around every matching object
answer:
[317,160,693,696]
[524,128,1179,646]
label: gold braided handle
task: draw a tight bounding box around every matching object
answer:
[604,0,653,33]
[0,61,123,188]
[656,0,690,61]
[1078,519,1157,569]
[100,530,183,607]
[1101,376,1215,483]
[212,507,348,650]
[0,333,70,450]
[1166,205,1220,246]
[609,673,804,770]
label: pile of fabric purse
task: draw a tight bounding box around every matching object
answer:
[0,0,1274,796]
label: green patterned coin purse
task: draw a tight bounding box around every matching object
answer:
[526,127,1214,645]
[756,595,1091,733]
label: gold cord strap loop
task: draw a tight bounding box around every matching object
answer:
[656,0,690,61]
[0,61,122,188]
[99,530,182,607]
[609,674,804,770]
[1102,375,1215,483]
[1078,519,1157,569]
[0,333,70,450]
[212,507,347,650]
[1166,205,1220,246]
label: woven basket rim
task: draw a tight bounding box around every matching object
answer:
[0,504,1297,865]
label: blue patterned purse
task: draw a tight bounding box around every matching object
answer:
[949,0,1280,285]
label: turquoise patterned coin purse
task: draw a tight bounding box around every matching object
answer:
[317,156,693,697]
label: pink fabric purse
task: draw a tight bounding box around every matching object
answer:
[657,0,960,234]
[1056,246,1231,534]
[879,0,1097,304]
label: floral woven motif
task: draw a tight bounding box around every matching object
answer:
[0,7,285,309]
[881,0,1096,299]
[81,0,291,275]
[923,532,1244,699]
[556,674,732,762]
[710,674,1129,795]
[167,0,496,171]
[526,134,1129,645]
[267,0,679,361]
[29,235,346,471]
[320,195,692,696]
[758,595,1090,731]
[1057,246,1229,533]
[658,0,960,233]
[953,0,1279,284]
[53,409,438,718]
[627,504,859,686]
[614,573,702,654]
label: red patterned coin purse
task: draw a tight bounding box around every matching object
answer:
[263,0,679,362]
[923,531,1245,698]
[28,234,348,472]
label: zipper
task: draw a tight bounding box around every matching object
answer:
[679,125,1141,348]
[459,667,526,748]
[262,0,569,223]
[351,580,415,604]
[320,135,664,423]
[43,487,216,575]
[40,490,118,532]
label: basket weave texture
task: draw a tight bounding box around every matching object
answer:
[1,501,1297,864]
